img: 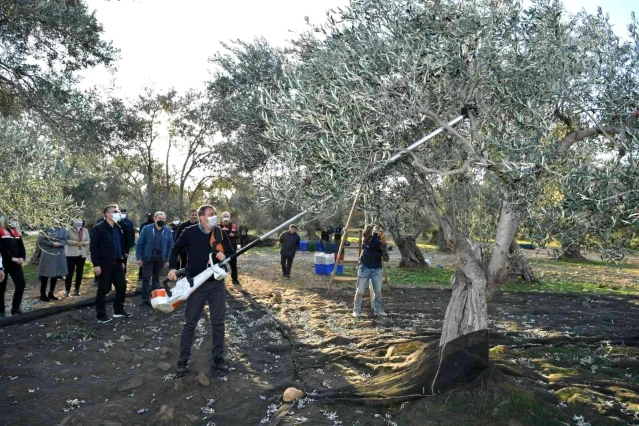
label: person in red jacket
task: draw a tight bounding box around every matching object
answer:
[0,214,26,317]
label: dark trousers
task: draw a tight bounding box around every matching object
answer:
[96,260,127,316]
[281,255,295,276]
[240,235,248,247]
[334,234,342,244]
[0,265,26,312]
[65,256,86,293]
[176,251,187,270]
[229,257,238,282]
[179,279,226,362]
[40,276,58,295]
[141,253,164,302]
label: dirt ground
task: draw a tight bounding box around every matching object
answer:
[1,248,638,426]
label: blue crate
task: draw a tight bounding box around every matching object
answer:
[337,264,344,274]
[299,240,309,251]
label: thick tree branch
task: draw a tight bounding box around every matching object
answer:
[559,126,623,151]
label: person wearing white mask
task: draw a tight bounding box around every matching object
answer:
[65,219,90,297]
[90,205,132,323]
[169,216,181,237]
[167,204,230,378]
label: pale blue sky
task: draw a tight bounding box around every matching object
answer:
[81,0,636,96]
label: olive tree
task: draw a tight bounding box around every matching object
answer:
[260,0,639,350]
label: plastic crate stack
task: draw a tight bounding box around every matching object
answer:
[299,240,309,251]
[314,253,344,275]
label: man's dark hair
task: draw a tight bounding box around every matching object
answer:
[103,204,118,215]
[189,209,197,214]
[197,205,215,217]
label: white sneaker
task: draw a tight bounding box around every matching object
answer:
[374,311,387,316]
[352,311,361,318]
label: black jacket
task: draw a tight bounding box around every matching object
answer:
[119,217,136,252]
[175,221,196,241]
[0,228,26,268]
[90,220,126,267]
[279,231,300,257]
[169,224,230,278]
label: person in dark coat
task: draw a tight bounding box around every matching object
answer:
[174,209,198,270]
[119,208,136,278]
[221,212,240,285]
[238,224,249,248]
[0,214,26,317]
[278,225,301,278]
[352,224,389,317]
[169,216,181,236]
[37,224,68,301]
[167,205,230,378]
[91,205,132,323]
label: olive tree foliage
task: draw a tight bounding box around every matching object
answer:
[0,0,117,120]
[0,118,82,227]
[258,0,639,345]
[207,38,289,173]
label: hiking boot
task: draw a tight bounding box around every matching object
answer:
[113,311,133,319]
[48,292,59,301]
[96,314,112,324]
[232,280,240,285]
[176,361,189,378]
[40,294,49,302]
[74,290,81,296]
[11,308,23,315]
[211,356,230,375]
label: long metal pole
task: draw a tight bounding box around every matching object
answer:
[218,115,465,266]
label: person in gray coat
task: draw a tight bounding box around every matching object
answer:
[38,225,68,302]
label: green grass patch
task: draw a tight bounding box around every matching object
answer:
[336,265,454,288]
[503,277,638,295]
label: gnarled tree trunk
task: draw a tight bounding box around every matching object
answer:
[389,229,425,268]
[440,237,489,346]
[507,239,535,283]
[560,243,585,260]
[430,228,451,253]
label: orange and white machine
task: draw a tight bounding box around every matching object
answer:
[151,254,228,313]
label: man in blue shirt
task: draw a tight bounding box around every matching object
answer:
[136,212,174,307]
[353,224,389,317]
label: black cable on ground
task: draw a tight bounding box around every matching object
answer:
[0,290,141,327]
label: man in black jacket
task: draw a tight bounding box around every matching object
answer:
[119,208,136,278]
[174,209,198,269]
[168,205,230,378]
[278,224,301,278]
[91,205,132,323]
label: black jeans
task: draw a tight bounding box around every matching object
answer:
[65,256,86,293]
[96,260,127,316]
[229,257,238,282]
[40,276,58,295]
[179,279,226,362]
[281,255,295,276]
[240,235,248,247]
[0,265,26,312]
[141,252,164,302]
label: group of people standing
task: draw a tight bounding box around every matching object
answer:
[320,224,343,245]
[0,206,249,321]
[0,214,92,318]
